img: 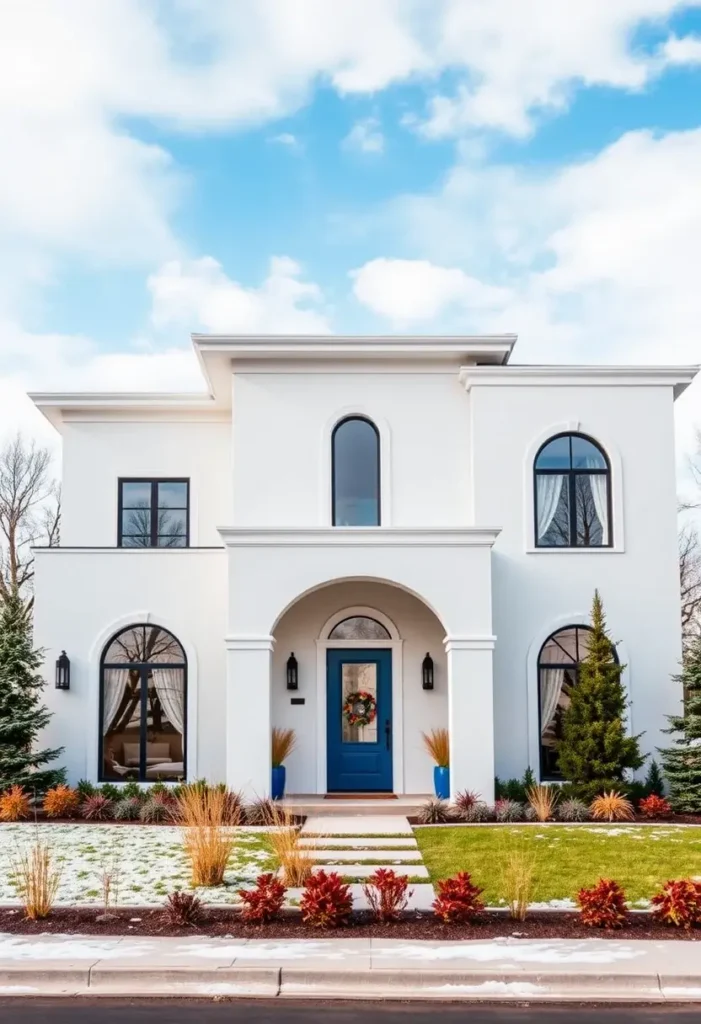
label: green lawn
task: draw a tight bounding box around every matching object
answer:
[415,824,701,905]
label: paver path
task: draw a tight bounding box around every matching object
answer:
[299,814,434,911]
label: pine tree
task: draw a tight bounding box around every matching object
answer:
[658,634,701,813]
[644,759,665,798]
[0,591,64,793]
[557,591,645,801]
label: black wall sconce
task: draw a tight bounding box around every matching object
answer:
[422,652,434,691]
[55,651,70,690]
[286,652,299,691]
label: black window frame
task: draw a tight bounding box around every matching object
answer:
[118,478,190,548]
[99,623,187,784]
[537,624,619,781]
[533,433,612,549]
[331,416,381,527]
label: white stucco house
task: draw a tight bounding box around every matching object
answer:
[30,334,696,804]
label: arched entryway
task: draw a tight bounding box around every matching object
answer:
[271,580,447,795]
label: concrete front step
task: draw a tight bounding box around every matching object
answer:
[301,815,413,835]
[298,836,418,848]
[314,849,423,862]
[284,796,429,817]
[312,863,429,879]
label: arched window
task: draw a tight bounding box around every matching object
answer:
[538,625,619,779]
[328,616,391,640]
[534,433,611,547]
[332,416,380,526]
[100,624,186,783]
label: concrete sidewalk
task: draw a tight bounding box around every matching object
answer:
[1,932,701,1001]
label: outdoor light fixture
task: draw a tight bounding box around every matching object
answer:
[422,652,434,691]
[286,652,299,691]
[55,651,70,690]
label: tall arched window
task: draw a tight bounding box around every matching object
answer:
[534,433,611,547]
[332,416,380,526]
[538,625,619,779]
[100,624,186,782]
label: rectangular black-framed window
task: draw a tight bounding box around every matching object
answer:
[118,479,190,548]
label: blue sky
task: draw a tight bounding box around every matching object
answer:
[1,0,701,462]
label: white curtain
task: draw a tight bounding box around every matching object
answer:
[587,465,609,543]
[540,668,565,736]
[103,669,130,733]
[153,668,185,737]
[536,474,564,541]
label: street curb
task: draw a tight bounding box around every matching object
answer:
[1,965,701,1001]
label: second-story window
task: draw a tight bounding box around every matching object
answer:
[118,479,189,547]
[534,434,611,548]
[332,417,380,526]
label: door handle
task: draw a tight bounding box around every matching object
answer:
[385,719,391,751]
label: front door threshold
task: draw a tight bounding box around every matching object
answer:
[324,792,397,800]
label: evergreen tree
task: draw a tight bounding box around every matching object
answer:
[644,759,665,798]
[0,591,64,793]
[557,591,645,801]
[658,634,701,813]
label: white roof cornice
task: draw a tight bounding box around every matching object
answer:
[459,364,699,400]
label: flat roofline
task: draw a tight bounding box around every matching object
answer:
[459,363,699,400]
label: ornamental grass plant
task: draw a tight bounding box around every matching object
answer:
[526,784,559,822]
[421,728,449,767]
[590,790,635,822]
[271,728,296,768]
[11,837,61,920]
[500,847,538,921]
[176,784,236,887]
[0,785,31,822]
[267,805,316,886]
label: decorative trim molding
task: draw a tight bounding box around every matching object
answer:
[218,527,501,548]
[225,636,276,652]
[459,364,698,399]
[444,636,497,652]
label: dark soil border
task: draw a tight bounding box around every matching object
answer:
[1,906,699,941]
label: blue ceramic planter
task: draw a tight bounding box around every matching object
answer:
[434,765,450,800]
[271,765,286,801]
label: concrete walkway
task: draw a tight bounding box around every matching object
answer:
[298,815,434,911]
[2,933,701,1001]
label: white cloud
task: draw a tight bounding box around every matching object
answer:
[660,33,701,65]
[343,118,385,154]
[149,255,331,334]
[269,133,302,150]
[351,258,511,323]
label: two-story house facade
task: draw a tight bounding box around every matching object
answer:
[30,334,696,803]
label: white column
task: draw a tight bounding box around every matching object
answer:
[225,636,274,799]
[445,637,496,805]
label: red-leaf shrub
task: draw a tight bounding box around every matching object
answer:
[362,868,411,923]
[164,890,204,927]
[651,880,701,929]
[638,794,672,819]
[432,872,485,924]
[81,793,114,821]
[237,873,287,924]
[577,879,628,929]
[300,870,353,928]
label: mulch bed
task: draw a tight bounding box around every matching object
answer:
[1,906,698,940]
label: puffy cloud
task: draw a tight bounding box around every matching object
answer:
[149,256,331,334]
[343,118,385,154]
[351,258,511,323]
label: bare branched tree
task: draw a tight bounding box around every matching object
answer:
[0,434,60,606]
[680,524,701,648]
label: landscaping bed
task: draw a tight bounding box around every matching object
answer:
[1,905,699,940]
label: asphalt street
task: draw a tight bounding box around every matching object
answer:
[0,1002,700,1023]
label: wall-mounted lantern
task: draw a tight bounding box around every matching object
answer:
[55,651,70,690]
[286,653,299,691]
[422,652,434,691]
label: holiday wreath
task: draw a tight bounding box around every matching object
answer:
[342,690,377,728]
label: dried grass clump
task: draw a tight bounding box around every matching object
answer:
[590,791,635,823]
[175,785,236,887]
[421,729,449,768]
[268,805,316,887]
[501,849,537,921]
[526,784,559,822]
[271,728,297,767]
[11,839,62,920]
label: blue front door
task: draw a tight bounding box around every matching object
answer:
[327,648,393,792]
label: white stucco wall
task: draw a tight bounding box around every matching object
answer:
[61,418,232,546]
[230,369,471,527]
[32,548,228,785]
[271,580,447,794]
[470,382,683,780]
